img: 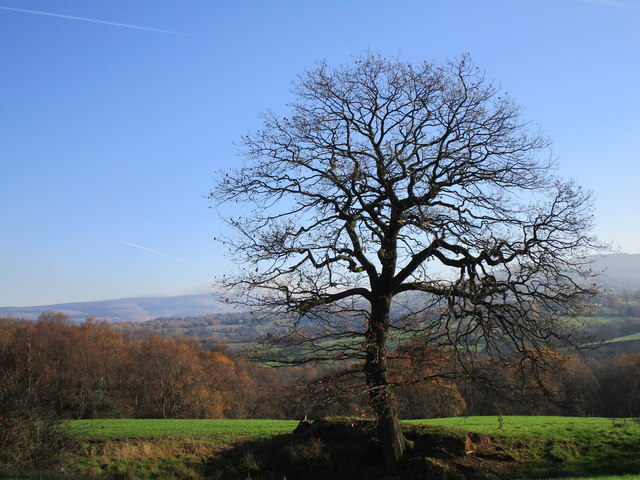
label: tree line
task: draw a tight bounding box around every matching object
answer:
[0,313,289,420]
[1,312,639,421]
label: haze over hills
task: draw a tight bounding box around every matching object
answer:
[0,293,238,323]
[1,254,639,323]
[591,253,640,291]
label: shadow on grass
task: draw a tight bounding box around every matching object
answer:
[205,418,385,480]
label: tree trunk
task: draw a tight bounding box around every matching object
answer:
[371,383,406,472]
[365,293,406,472]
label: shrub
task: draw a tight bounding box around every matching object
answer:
[0,411,70,470]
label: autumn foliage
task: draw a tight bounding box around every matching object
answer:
[0,314,291,420]
[1,313,640,422]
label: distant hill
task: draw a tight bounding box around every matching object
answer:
[2,253,638,323]
[0,293,240,323]
[591,253,640,291]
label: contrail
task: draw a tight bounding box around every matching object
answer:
[119,240,208,269]
[120,240,170,258]
[0,6,185,35]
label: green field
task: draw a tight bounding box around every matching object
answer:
[608,332,640,343]
[4,416,638,479]
[403,416,640,479]
[69,415,640,439]
[569,315,617,325]
[69,418,297,438]
[406,415,640,435]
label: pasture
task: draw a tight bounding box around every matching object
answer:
[70,415,640,440]
[64,416,640,479]
[3,416,639,479]
[69,418,298,438]
[407,415,640,435]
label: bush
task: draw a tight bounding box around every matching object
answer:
[0,411,70,471]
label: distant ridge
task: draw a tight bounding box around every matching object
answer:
[0,293,240,323]
[2,254,638,323]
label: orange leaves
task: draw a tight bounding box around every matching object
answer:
[0,316,269,420]
[208,350,234,366]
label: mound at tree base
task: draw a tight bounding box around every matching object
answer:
[224,417,518,479]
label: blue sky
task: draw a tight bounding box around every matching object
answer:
[1,0,638,307]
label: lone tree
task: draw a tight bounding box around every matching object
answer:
[210,54,601,470]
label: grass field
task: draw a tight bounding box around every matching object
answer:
[608,332,640,343]
[69,418,298,438]
[4,416,638,479]
[406,415,640,435]
[63,416,640,478]
[404,416,640,479]
[70,415,640,439]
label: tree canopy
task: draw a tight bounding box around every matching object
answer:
[210,54,602,469]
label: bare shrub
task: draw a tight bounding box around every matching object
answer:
[0,412,70,470]
[285,436,328,467]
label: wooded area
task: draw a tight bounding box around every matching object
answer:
[2,313,639,422]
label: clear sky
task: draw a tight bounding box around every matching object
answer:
[1,0,638,307]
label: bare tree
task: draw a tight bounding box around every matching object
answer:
[210,54,602,470]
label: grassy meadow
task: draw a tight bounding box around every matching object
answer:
[609,332,640,343]
[69,418,298,438]
[63,416,640,479]
[70,415,640,439]
[406,415,640,435]
[3,416,639,479]
[410,416,640,479]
